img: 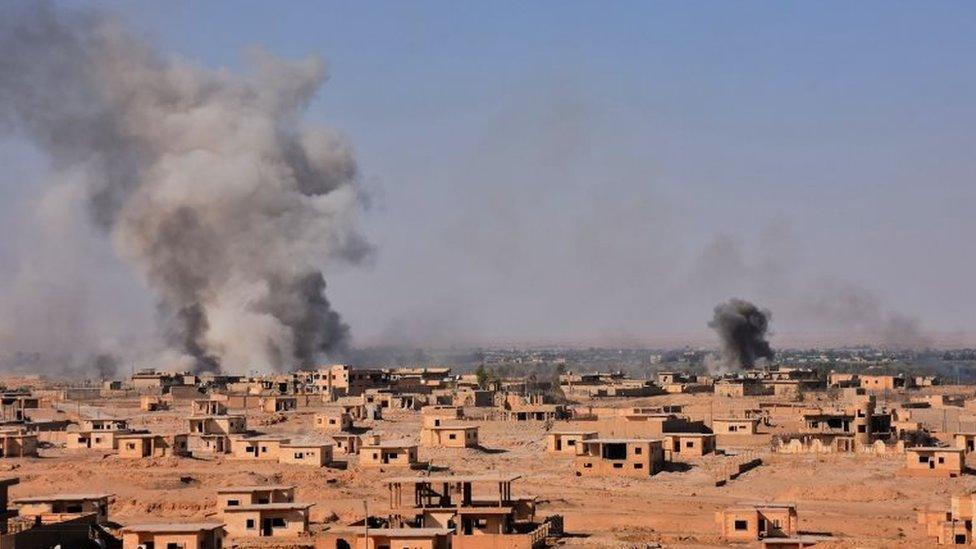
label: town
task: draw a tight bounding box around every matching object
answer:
[0,354,972,547]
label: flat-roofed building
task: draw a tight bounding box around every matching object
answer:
[315,408,352,432]
[331,434,361,455]
[663,432,716,459]
[121,522,225,549]
[0,477,17,534]
[545,431,597,455]
[0,431,38,458]
[716,503,799,542]
[222,502,312,538]
[217,485,295,507]
[360,437,418,468]
[420,424,479,448]
[905,447,965,477]
[317,527,452,549]
[382,474,551,545]
[187,415,246,436]
[117,433,189,458]
[13,493,111,523]
[260,395,297,413]
[279,441,333,467]
[229,435,290,461]
[574,438,665,478]
[712,417,760,435]
[191,399,228,416]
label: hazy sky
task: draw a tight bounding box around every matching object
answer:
[2,1,975,351]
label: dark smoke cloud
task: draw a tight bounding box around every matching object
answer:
[0,2,368,374]
[708,298,774,370]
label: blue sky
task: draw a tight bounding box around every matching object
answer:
[6,1,976,348]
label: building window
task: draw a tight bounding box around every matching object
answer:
[919,455,929,463]
[634,447,642,455]
[734,520,748,531]
[227,500,239,506]
[449,434,457,440]
[685,441,694,448]
[246,519,255,529]
[634,463,643,469]
[939,457,946,464]
[272,518,286,527]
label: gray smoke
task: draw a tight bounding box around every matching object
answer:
[0,2,368,374]
[708,298,774,370]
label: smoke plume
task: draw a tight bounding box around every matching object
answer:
[0,2,369,373]
[708,298,774,370]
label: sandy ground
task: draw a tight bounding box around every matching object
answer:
[6,387,973,548]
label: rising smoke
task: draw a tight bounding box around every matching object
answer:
[708,298,774,371]
[0,2,369,374]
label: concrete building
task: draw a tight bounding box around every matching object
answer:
[230,435,290,461]
[318,527,452,549]
[382,474,552,546]
[117,433,190,458]
[717,503,799,542]
[279,441,333,467]
[121,522,225,549]
[905,447,965,477]
[545,431,597,455]
[332,433,361,455]
[315,408,353,432]
[0,431,38,458]
[360,437,419,468]
[574,438,665,478]
[420,424,479,448]
[260,395,297,413]
[13,493,111,524]
[712,417,760,435]
[663,432,716,459]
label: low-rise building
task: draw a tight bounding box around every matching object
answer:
[332,433,361,455]
[121,522,225,549]
[716,503,798,542]
[360,437,419,468]
[260,395,297,413]
[545,431,597,455]
[0,430,38,458]
[712,417,760,435]
[117,433,189,458]
[574,438,665,478]
[315,408,353,432]
[905,447,965,477]
[663,432,716,459]
[230,435,290,461]
[279,441,333,467]
[13,493,111,524]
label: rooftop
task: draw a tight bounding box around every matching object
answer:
[13,493,111,503]
[386,474,521,484]
[122,522,224,533]
[216,485,295,493]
